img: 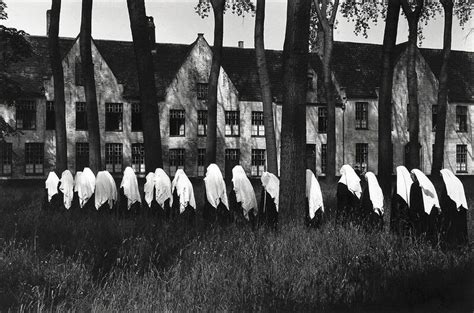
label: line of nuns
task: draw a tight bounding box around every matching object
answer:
[44,163,468,245]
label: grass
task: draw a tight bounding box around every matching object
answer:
[0,179,473,312]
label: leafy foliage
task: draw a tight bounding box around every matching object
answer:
[0,0,6,20]
[195,0,255,19]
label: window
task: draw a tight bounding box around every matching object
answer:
[318,107,327,133]
[0,143,12,176]
[169,148,185,176]
[456,144,467,173]
[16,100,36,130]
[355,143,368,173]
[46,101,55,130]
[355,102,368,129]
[225,149,240,178]
[225,111,240,136]
[321,144,327,174]
[456,106,467,132]
[75,60,83,86]
[76,142,89,171]
[131,103,142,132]
[197,83,209,100]
[25,143,43,175]
[170,110,185,136]
[432,105,438,132]
[105,143,123,174]
[76,102,87,130]
[105,103,123,131]
[251,149,265,177]
[131,143,145,174]
[197,148,206,177]
[251,111,265,137]
[197,110,207,136]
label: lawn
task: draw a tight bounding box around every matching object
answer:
[0,178,473,312]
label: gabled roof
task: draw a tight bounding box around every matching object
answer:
[5,35,474,103]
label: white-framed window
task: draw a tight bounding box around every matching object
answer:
[16,100,36,130]
[75,102,87,130]
[170,110,185,136]
[197,148,205,177]
[225,111,240,136]
[251,149,265,177]
[197,110,207,136]
[105,143,123,174]
[25,142,43,175]
[355,102,368,129]
[197,83,209,100]
[169,148,185,176]
[355,143,368,173]
[0,142,12,176]
[131,143,145,174]
[456,144,468,173]
[76,142,89,172]
[105,102,123,131]
[251,111,265,137]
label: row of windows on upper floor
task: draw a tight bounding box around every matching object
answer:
[14,100,471,135]
[1,141,468,178]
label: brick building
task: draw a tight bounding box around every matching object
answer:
[0,25,472,179]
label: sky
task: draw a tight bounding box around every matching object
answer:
[1,0,473,52]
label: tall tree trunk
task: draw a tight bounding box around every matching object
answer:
[48,0,67,174]
[378,0,400,209]
[432,0,453,175]
[80,0,101,173]
[323,27,336,180]
[278,0,311,223]
[401,0,423,170]
[127,0,163,171]
[254,0,278,175]
[205,0,224,166]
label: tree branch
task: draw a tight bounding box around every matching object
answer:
[313,0,327,27]
[400,0,413,20]
[329,0,339,26]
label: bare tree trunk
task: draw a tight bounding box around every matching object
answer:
[278,0,311,223]
[323,27,336,180]
[432,0,453,175]
[205,0,224,166]
[378,0,400,209]
[401,0,423,170]
[80,0,101,173]
[48,0,67,174]
[127,0,163,171]
[254,0,278,175]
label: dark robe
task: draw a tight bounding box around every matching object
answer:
[305,199,324,229]
[440,184,468,247]
[360,184,383,232]
[336,183,361,226]
[390,194,410,236]
[258,189,278,229]
[42,185,63,212]
[229,189,257,229]
[171,189,195,225]
[118,188,141,218]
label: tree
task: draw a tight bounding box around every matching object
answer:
[278,0,311,223]
[254,0,278,175]
[377,0,401,210]
[195,0,254,166]
[48,0,68,174]
[312,0,340,181]
[80,0,101,173]
[127,0,163,171]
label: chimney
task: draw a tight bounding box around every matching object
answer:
[238,40,244,48]
[147,16,156,54]
[46,9,51,36]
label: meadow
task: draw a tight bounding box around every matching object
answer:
[0,178,473,312]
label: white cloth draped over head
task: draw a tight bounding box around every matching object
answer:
[77,167,96,208]
[204,164,229,210]
[154,168,173,208]
[338,164,362,199]
[59,170,74,209]
[396,166,413,206]
[440,168,468,211]
[95,171,117,210]
[74,171,82,193]
[144,172,155,207]
[120,166,141,210]
[45,171,60,202]
[411,169,440,215]
[171,169,196,213]
[364,171,384,215]
[261,171,280,212]
[232,165,258,220]
[306,169,324,219]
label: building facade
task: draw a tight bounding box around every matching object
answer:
[0,29,472,179]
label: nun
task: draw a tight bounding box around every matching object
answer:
[259,171,279,229]
[360,172,384,231]
[336,165,362,225]
[171,169,196,224]
[153,168,173,219]
[76,167,96,212]
[44,171,61,211]
[95,170,117,213]
[72,171,83,212]
[203,164,231,225]
[390,166,413,235]
[59,170,74,211]
[410,169,441,244]
[440,169,468,247]
[119,167,142,217]
[306,169,324,228]
[144,172,156,216]
[230,165,258,227]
